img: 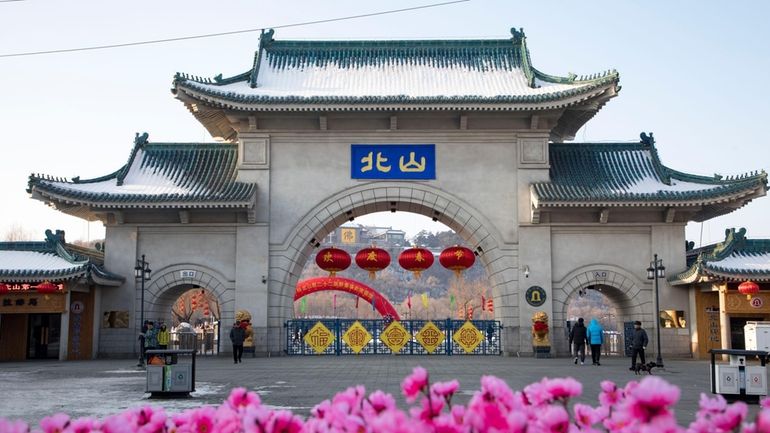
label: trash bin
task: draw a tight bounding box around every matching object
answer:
[145,349,196,397]
[709,349,768,401]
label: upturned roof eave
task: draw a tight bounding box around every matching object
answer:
[31,186,257,210]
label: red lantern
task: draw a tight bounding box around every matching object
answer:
[738,281,760,300]
[355,247,391,279]
[0,283,8,294]
[315,247,351,277]
[439,245,475,278]
[398,247,434,279]
[35,281,59,294]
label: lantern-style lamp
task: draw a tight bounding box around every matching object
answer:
[439,245,475,278]
[315,247,351,277]
[355,247,391,279]
[35,281,59,294]
[398,247,434,279]
[738,281,760,300]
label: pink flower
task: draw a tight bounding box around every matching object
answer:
[542,377,582,400]
[214,405,241,433]
[431,380,459,400]
[0,419,29,433]
[410,394,445,421]
[64,417,98,433]
[402,367,429,403]
[757,409,770,433]
[599,380,623,407]
[365,390,397,415]
[697,393,727,417]
[533,405,571,433]
[187,407,216,433]
[226,387,261,411]
[626,376,680,422]
[573,404,602,428]
[479,376,518,409]
[712,401,747,431]
[264,410,303,433]
[40,414,70,433]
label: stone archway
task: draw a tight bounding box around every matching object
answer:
[141,264,235,329]
[551,265,652,356]
[267,182,519,353]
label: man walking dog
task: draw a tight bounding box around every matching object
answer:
[629,320,649,371]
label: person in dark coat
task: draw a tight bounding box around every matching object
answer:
[629,320,649,370]
[569,318,588,365]
[230,320,246,363]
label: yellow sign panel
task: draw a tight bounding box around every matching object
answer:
[342,321,372,354]
[340,228,357,244]
[304,321,335,354]
[453,321,484,353]
[416,321,445,354]
[380,321,410,353]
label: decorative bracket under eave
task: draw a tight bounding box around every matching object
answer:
[664,208,676,223]
[531,206,541,224]
[599,208,610,224]
[247,207,256,224]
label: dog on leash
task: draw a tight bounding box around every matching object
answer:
[632,362,658,375]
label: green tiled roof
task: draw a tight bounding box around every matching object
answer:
[172,28,619,108]
[0,230,124,284]
[531,134,767,219]
[28,134,257,208]
[670,228,770,284]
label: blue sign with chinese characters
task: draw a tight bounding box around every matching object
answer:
[351,144,435,180]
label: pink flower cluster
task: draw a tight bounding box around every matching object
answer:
[2,367,769,433]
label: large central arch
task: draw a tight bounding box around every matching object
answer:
[295,277,401,320]
[267,182,518,353]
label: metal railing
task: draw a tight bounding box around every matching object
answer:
[285,319,502,356]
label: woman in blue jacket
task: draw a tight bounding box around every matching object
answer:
[586,319,604,366]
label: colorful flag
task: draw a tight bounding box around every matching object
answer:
[481,295,486,311]
[299,297,307,314]
[449,294,456,308]
[421,293,429,309]
[487,298,494,313]
[407,291,412,310]
[458,305,464,319]
[467,306,474,320]
[372,296,376,311]
[355,296,359,309]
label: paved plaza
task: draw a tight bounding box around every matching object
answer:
[0,354,757,426]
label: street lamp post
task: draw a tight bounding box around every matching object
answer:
[646,254,665,367]
[135,254,152,367]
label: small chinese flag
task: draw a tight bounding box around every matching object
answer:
[487,298,494,313]
[467,306,474,320]
[407,291,412,310]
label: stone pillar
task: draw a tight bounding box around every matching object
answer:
[719,286,731,350]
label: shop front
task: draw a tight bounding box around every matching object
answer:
[0,229,123,361]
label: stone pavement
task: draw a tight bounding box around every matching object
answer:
[0,354,758,426]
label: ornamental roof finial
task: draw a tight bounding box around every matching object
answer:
[510,27,525,44]
[640,132,655,146]
[134,132,149,147]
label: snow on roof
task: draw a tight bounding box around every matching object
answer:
[0,251,84,273]
[186,59,592,100]
[708,251,770,274]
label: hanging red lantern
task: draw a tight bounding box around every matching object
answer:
[35,281,59,294]
[738,281,760,300]
[355,247,391,279]
[398,247,434,279]
[439,245,475,278]
[0,283,8,294]
[315,247,351,277]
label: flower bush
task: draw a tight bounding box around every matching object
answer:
[2,367,769,433]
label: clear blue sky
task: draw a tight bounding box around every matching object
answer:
[1,0,768,247]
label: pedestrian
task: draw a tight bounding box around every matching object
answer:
[586,318,604,366]
[158,323,170,350]
[137,320,149,366]
[569,318,588,365]
[144,321,158,361]
[230,320,245,364]
[629,320,649,371]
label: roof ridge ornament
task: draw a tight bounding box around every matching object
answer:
[510,27,525,44]
[134,132,149,148]
[639,132,654,146]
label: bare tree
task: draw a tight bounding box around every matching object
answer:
[2,223,36,241]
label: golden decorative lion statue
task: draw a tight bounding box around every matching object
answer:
[235,309,254,347]
[531,311,550,347]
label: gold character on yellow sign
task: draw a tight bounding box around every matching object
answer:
[360,152,391,173]
[399,152,426,172]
